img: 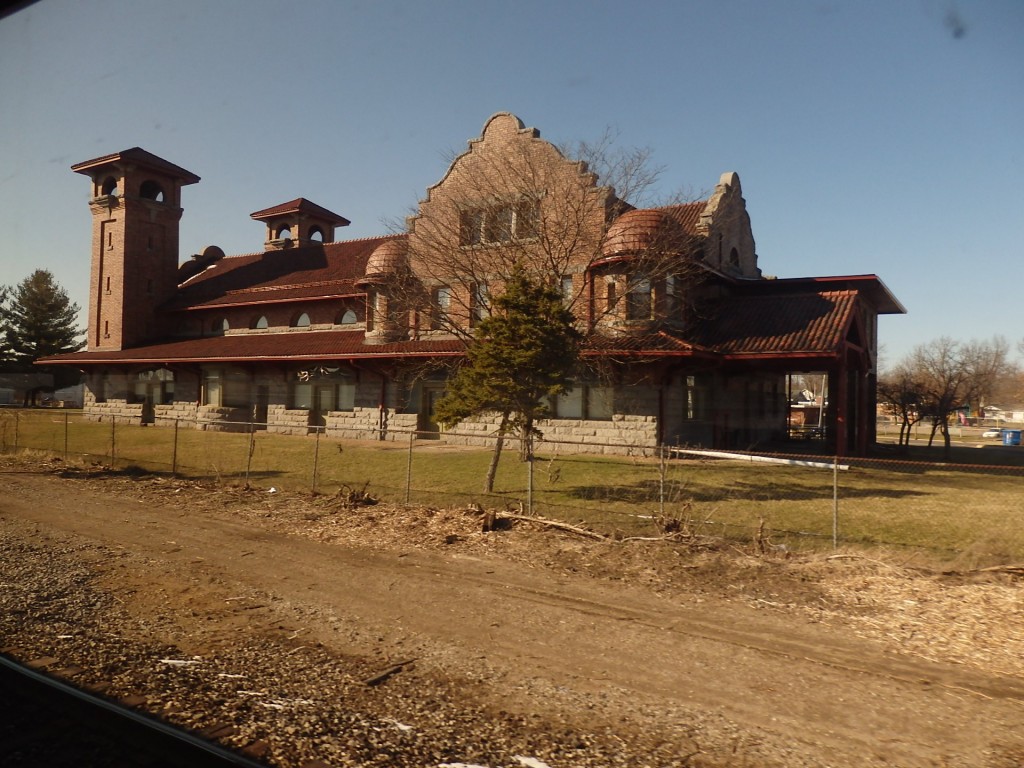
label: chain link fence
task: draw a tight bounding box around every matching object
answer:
[2,408,1022,558]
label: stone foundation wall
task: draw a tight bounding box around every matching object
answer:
[82,399,144,425]
[435,413,659,456]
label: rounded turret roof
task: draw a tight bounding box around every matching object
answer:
[363,238,409,280]
[602,209,686,258]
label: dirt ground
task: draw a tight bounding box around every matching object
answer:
[2,456,1023,767]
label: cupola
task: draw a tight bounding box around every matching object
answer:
[250,198,350,251]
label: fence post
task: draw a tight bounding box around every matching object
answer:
[244,425,256,488]
[405,430,414,504]
[14,411,19,453]
[312,426,321,494]
[526,435,534,515]
[659,445,667,518]
[832,455,839,549]
[172,419,179,476]
[110,416,116,464]
[63,411,69,461]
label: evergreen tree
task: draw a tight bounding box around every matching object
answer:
[0,285,11,370]
[0,270,83,384]
[434,270,582,492]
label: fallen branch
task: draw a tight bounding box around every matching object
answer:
[500,513,606,540]
[363,658,417,687]
[824,554,905,571]
[942,563,1024,577]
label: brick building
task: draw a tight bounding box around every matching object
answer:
[43,113,903,456]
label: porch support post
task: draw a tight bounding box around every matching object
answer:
[857,368,871,455]
[835,356,849,458]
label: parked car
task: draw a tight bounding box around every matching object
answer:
[982,427,1003,438]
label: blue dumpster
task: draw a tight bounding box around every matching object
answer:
[1004,430,1022,446]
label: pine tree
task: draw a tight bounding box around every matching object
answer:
[0,270,83,383]
[434,270,582,492]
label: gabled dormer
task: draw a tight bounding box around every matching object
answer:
[250,198,350,251]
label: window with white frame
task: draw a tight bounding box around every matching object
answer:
[431,286,451,330]
[459,199,539,246]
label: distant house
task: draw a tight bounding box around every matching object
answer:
[982,405,1024,424]
[41,113,904,456]
[0,373,54,406]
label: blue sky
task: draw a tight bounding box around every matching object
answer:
[1,0,1021,365]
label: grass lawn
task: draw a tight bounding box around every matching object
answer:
[4,409,1023,562]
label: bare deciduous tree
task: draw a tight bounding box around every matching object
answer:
[900,336,1014,456]
[395,117,705,341]
[877,363,925,450]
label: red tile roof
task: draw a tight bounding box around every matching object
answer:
[170,236,404,310]
[71,148,201,185]
[249,198,350,225]
[46,283,866,367]
[45,330,465,365]
[694,290,858,356]
[658,202,707,235]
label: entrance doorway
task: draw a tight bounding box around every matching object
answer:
[417,385,445,438]
[308,384,336,431]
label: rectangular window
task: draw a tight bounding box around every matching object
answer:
[223,370,251,408]
[459,209,483,246]
[291,382,313,410]
[337,380,356,411]
[588,386,614,420]
[553,384,613,421]
[431,286,451,330]
[555,386,584,419]
[484,204,514,244]
[459,199,540,246]
[560,275,574,304]
[515,199,539,239]
[203,368,250,408]
[626,275,652,321]
[470,282,489,327]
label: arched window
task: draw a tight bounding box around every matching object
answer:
[729,247,740,269]
[139,180,165,202]
[101,176,119,196]
[251,315,269,330]
[336,308,358,325]
[212,317,229,335]
[275,224,292,241]
[309,226,324,242]
[292,312,311,328]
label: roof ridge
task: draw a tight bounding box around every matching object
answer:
[207,232,406,262]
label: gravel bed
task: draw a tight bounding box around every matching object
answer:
[1,528,710,768]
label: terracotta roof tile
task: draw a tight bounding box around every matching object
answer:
[249,197,350,224]
[46,288,862,367]
[170,235,405,310]
[657,202,707,235]
[694,290,858,356]
[44,330,464,365]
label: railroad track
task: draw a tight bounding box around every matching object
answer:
[0,653,272,767]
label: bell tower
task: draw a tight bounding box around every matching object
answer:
[72,148,200,351]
